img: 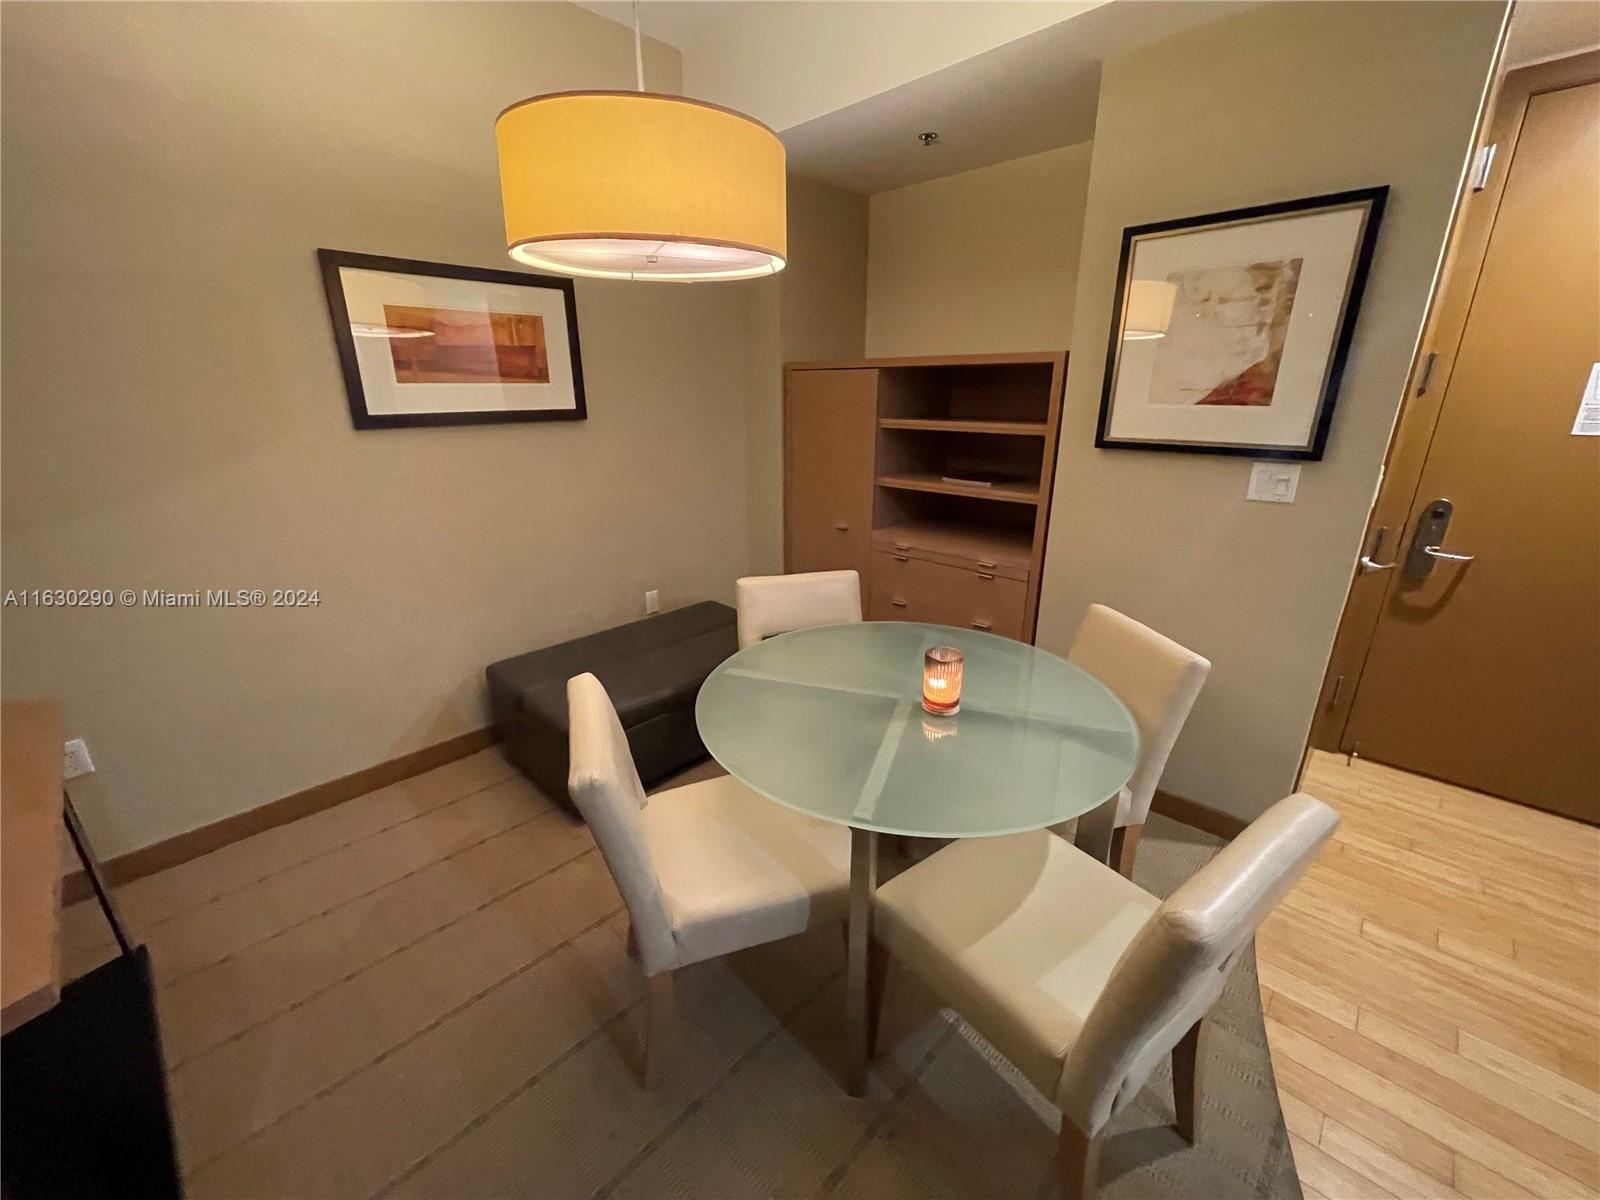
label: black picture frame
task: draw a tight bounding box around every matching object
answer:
[1094,186,1387,461]
[317,248,587,430]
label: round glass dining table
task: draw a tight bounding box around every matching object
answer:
[695,620,1141,1092]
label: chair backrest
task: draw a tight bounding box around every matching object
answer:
[735,570,863,649]
[1056,792,1338,1135]
[1067,604,1210,826]
[566,672,677,973]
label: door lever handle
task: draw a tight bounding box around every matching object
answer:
[1357,527,1397,573]
[1422,545,1475,563]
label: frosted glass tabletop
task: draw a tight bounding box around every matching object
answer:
[695,622,1141,839]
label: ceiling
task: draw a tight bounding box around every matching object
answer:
[570,1,1583,197]
[572,2,1097,132]
[780,1,1255,194]
[1503,0,1600,68]
[574,1,747,47]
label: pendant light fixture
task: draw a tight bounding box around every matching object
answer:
[494,3,787,282]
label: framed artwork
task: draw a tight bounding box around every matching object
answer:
[317,249,586,429]
[1095,186,1387,460]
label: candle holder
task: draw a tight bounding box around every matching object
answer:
[922,645,964,716]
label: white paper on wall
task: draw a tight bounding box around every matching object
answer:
[1573,363,1600,436]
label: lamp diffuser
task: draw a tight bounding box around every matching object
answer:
[495,91,788,282]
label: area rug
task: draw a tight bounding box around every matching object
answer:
[594,811,1301,1200]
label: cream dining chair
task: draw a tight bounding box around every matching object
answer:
[735,570,862,649]
[1061,604,1210,876]
[870,792,1338,1199]
[566,672,852,1086]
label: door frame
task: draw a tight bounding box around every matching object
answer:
[1309,48,1600,755]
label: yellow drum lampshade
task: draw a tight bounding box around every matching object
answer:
[495,91,788,282]
[1122,279,1178,340]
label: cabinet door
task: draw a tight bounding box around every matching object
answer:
[785,368,878,576]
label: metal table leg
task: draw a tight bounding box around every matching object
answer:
[845,827,879,1096]
[1074,791,1119,867]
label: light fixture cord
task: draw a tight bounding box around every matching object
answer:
[632,0,645,91]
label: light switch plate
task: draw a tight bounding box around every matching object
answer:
[1247,462,1300,503]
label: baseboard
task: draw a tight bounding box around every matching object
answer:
[61,727,496,905]
[1150,788,1248,841]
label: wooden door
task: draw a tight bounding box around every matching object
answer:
[1341,78,1599,820]
[784,368,878,576]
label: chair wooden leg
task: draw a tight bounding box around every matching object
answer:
[1057,1119,1101,1200]
[643,970,674,1089]
[1110,823,1143,879]
[1172,1019,1202,1144]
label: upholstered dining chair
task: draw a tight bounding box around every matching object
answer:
[871,792,1338,1200]
[1060,604,1210,876]
[567,672,852,1087]
[735,570,863,649]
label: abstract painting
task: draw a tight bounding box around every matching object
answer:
[318,249,584,429]
[1148,258,1302,407]
[383,306,550,385]
[1096,188,1386,460]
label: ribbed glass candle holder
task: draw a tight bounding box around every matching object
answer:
[922,645,964,716]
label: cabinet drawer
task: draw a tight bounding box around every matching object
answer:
[869,552,928,622]
[872,529,1029,581]
[870,551,1027,639]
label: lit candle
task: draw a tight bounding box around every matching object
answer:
[922,645,964,716]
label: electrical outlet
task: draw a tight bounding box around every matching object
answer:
[63,737,95,779]
[644,589,660,615]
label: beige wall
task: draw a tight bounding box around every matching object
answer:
[743,174,870,576]
[864,143,1092,356]
[781,175,871,365]
[0,2,766,855]
[1035,1,1505,820]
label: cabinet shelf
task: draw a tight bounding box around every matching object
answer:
[878,417,1048,437]
[876,473,1040,505]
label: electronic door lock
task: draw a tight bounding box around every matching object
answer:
[1404,499,1475,581]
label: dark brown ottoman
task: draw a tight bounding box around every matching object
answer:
[485,601,737,813]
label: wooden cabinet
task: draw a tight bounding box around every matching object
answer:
[784,368,878,577]
[785,354,1065,643]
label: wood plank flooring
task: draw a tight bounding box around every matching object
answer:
[1266,750,1600,1199]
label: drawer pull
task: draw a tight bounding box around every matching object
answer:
[977,572,996,581]
[894,542,911,551]
[834,522,849,532]
[891,598,908,608]
[892,553,909,562]
[976,559,997,569]
[971,620,992,631]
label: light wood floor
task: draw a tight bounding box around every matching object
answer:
[1267,750,1600,1199]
